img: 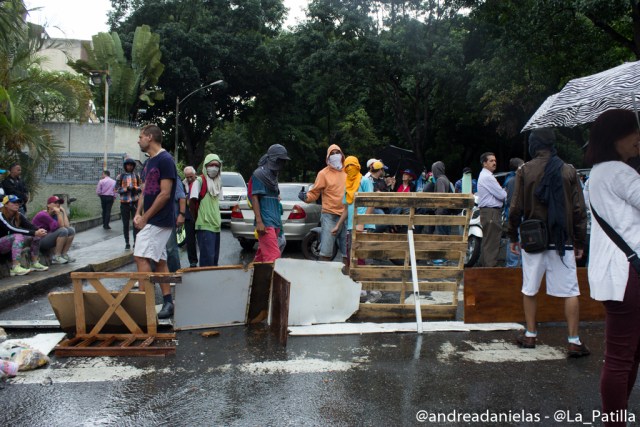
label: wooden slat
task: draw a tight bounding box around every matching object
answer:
[71,272,180,280]
[100,336,117,347]
[119,337,136,347]
[349,266,464,281]
[140,337,155,347]
[247,262,274,324]
[353,249,463,261]
[72,278,86,335]
[354,214,468,226]
[352,302,456,320]
[144,279,157,335]
[75,333,175,340]
[360,281,457,292]
[353,240,467,252]
[463,267,605,323]
[270,272,290,346]
[353,192,474,209]
[77,337,96,347]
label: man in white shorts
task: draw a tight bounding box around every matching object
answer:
[134,124,178,319]
[507,128,589,358]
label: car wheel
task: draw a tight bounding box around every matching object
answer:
[301,231,321,260]
[239,238,256,251]
[465,235,481,267]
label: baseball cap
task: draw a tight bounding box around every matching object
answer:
[371,161,385,171]
[366,158,380,168]
[2,195,21,205]
[47,195,64,204]
[267,144,291,160]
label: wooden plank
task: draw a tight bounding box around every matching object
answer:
[360,281,457,292]
[72,278,86,335]
[55,346,175,357]
[140,337,155,347]
[351,302,456,320]
[463,267,605,323]
[353,193,474,209]
[353,240,467,252]
[120,337,136,347]
[350,266,464,281]
[354,214,468,226]
[75,333,175,340]
[353,249,463,261]
[100,336,117,347]
[270,271,290,346]
[178,264,247,273]
[247,262,274,324]
[144,280,157,335]
[77,337,96,347]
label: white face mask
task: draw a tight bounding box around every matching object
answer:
[328,153,342,170]
[206,166,220,178]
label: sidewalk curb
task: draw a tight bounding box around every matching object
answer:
[0,254,133,311]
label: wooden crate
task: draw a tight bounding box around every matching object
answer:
[349,192,474,320]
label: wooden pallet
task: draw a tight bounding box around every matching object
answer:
[349,192,474,320]
[53,272,179,357]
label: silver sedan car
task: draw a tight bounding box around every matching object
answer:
[230,183,321,250]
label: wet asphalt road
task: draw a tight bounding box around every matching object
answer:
[0,229,636,426]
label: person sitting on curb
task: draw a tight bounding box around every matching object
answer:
[0,195,48,276]
[32,195,76,264]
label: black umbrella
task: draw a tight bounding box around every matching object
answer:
[378,145,424,177]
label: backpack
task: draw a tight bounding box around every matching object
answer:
[191,174,209,220]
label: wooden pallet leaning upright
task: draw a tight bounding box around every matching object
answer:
[349,192,474,320]
[54,272,178,357]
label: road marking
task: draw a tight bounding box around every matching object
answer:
[438,339,566,363]
[214,358,359,375]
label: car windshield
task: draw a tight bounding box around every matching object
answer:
[279,184,309,201]
[222,174,246,188]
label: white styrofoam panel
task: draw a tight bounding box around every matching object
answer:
[273,259,361,326]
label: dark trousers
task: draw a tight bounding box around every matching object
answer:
[100,195,114,228]
[478,207,502,267]
[184,219,198,266]
[166,226,181,272]
[197,230,220,267]
[600,266,640,426]
[120,201,138,245]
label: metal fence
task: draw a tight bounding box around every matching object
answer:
[36,152,130,184]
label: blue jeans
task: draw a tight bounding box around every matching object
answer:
[166,226,181,272]
[320,213,346,258]
[197,230,220,267]
[506,241,522,267]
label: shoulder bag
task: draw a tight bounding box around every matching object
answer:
[519,219,548,253]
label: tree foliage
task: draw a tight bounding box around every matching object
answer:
[108,0,640,177]
[69,25,164,121]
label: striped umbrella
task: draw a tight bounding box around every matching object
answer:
[522,61,640,131]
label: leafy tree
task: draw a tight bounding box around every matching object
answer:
[110,0,286,169]
[69,25,165,121]
[0,17,91,191]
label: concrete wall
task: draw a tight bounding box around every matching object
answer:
[29,184,112,219]
[43,122,142,161]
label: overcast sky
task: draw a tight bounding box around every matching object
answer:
[25,0,308,40]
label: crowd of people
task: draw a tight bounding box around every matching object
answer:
[2,113,639,424]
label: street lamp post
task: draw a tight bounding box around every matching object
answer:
[89,70,111,170]
[175,80,224,164]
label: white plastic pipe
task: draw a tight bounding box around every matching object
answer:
[407,229,423,333]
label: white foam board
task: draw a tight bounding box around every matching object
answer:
[288,321,524,336]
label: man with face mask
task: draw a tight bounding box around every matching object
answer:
[188,154,223,267]
[251,144,290,263]
[298,144,347,261]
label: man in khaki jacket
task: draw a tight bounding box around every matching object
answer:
[507,128,589,358]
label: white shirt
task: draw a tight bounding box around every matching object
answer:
[588,161,640,301]
[477,168,506,208]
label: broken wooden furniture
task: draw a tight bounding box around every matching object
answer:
[464,267,605,323]
[349,192,474,320]
[51,272,178,357]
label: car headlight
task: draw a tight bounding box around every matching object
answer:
[239,195,247,201]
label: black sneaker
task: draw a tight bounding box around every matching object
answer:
[125,243,131,250]
[158,302,174,319]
